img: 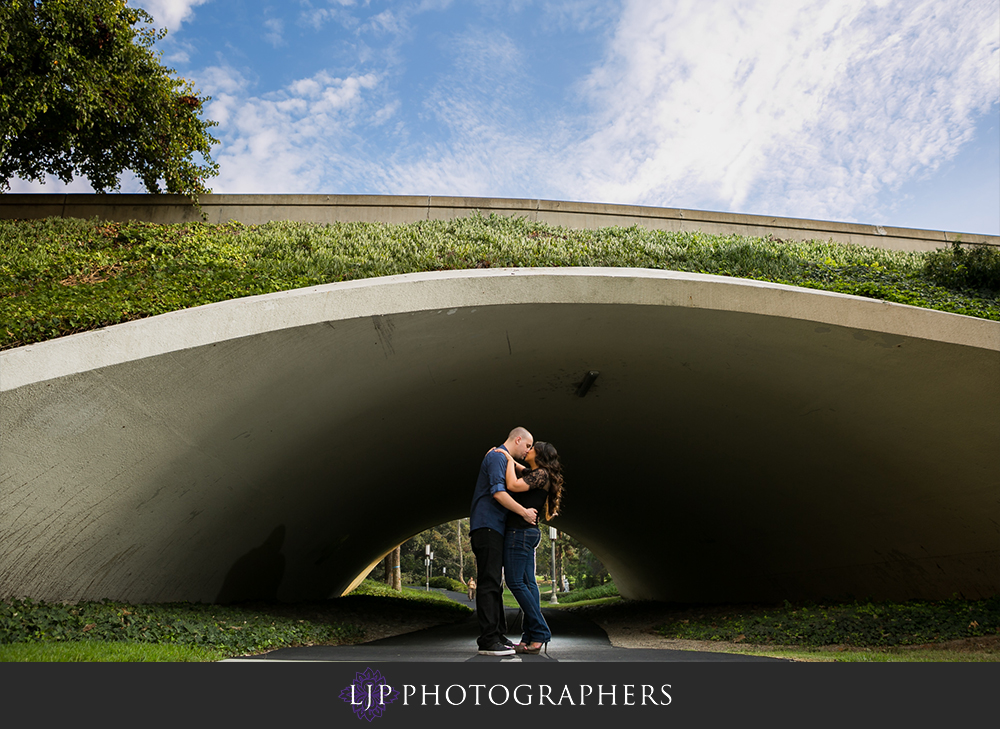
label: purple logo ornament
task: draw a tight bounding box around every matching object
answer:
[339,667,400,721]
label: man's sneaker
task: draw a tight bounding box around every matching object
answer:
[478,642,515,656]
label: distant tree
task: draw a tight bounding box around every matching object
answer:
[558,532,609,589]
[0,0,218,198]
[382,545,401,591]
[456,517,466,586]
[395,520,473,585]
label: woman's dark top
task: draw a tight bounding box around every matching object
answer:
[505,468,550,530]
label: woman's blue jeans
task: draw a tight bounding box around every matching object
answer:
[503,527,551,643]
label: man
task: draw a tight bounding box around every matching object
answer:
[469,426,538,656]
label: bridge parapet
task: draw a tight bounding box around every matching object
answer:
[2,193,997,252]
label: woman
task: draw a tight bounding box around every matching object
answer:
[493,441,564,655]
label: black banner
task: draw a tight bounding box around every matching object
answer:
[2,660,996,726]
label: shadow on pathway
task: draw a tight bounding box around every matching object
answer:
[225,589,786,663]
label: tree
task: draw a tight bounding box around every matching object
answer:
[382,545,401,591]
[560,533,609,588]
[0,0,218,198]
[392,520,474,586]
[456,517,466,586]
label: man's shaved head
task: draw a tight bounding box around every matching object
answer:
[505,426,534,460]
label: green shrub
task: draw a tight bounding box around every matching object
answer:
[2,216,997,351]
[557,582,620,604]
[923,242,1000,293]
[348,579,472,611]
[656,596,1000,647]
[347,579,408,598]
[428,576,467,592]
[0,597,362,656]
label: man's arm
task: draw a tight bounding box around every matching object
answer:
[486,449,536,523]
[494,490,537,525]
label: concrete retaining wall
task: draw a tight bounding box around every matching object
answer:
[3,193,997,252]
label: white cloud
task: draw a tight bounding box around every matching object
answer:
[198,64,251,96]
[197,65,252,127]
[366,10,405,35]
[14,0,996,232]
[133,0,212,31]
[300,0,451,37]
[561,0,1000,222]
[320,0,998,227]
[417,0,454,10]
[196,68,381,192]
[536,0,621,33]
[367,27,554,196]
[372,101,401,126]
[299,1,361,31]
[7,171,147,194]
[263,18,285,48]
[447,30,525,80]
[163,49,190,64]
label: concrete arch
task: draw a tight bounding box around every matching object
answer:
[2,268,998,604]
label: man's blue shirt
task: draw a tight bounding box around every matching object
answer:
[470,445,510,533]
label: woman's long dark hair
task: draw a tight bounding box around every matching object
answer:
[532,441,564,521]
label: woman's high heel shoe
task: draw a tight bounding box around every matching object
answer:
[516,641,547,655]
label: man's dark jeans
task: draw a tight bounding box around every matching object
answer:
[470,527,507,649]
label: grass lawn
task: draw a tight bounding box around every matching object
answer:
[0,580,470,662]
[563,594,1000,663]
[2,581,996,662]
[502,582,999,661]
[0,641,225,662]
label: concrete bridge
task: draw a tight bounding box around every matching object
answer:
[1,196,998,605]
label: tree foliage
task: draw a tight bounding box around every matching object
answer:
[389,518,609,591]
[0,0,218,197]
[399,520,472,585]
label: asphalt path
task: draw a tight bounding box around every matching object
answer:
[225,589,786,663]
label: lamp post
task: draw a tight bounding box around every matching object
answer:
[425,544,431,591]
[549,527,559,604]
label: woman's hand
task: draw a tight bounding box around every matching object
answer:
[494,448,529,492]
[491,447,514,462]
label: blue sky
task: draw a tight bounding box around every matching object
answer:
[13,0,1000,235]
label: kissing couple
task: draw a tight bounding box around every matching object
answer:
[468,426,565,656]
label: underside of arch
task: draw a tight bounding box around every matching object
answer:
[1,268,997,604]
